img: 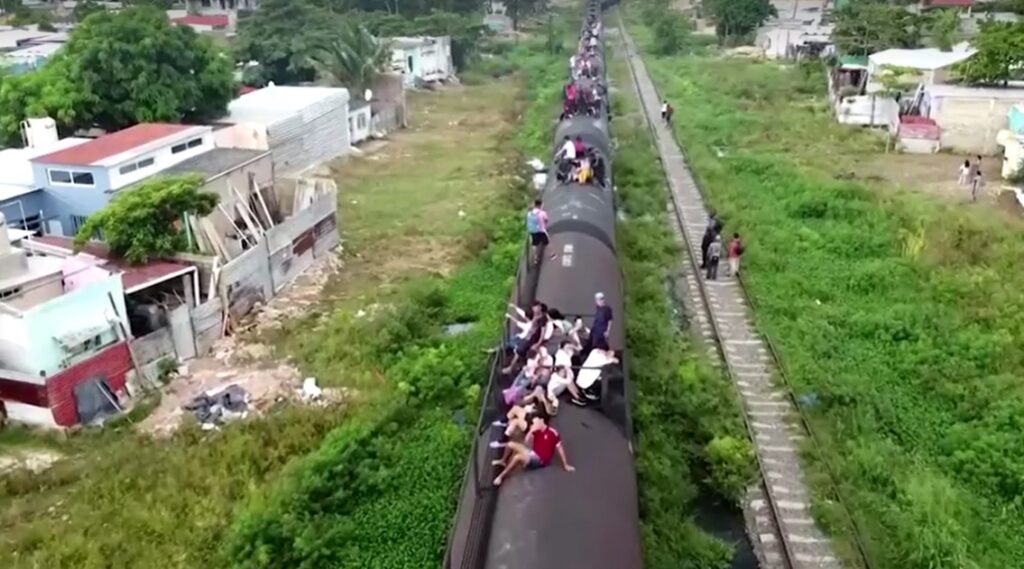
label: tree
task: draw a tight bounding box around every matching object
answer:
[235,0,334,85]
[928,9,960,51]
[833,2,923,55]
[651,12,690,55]
[0,60,87,145]
[506,0,545,30]
[74,175,219,265]
[705,0,776,44]
[73,0,105,22]
[58,7,234,130]
[311,23,392,94]
[954,21,1024,85]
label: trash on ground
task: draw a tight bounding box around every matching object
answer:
[182,384,250,427]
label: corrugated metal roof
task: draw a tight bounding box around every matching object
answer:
[869,43,975,71]
[31,235,196,293]
[31,124,200,166]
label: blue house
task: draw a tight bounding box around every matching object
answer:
[30,123,216,235]
[0,137,91,233]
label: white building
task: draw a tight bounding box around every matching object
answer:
[389,36,454,87]
[348,100,372,145]
[218,84,351,175]
[919,83,1024,154]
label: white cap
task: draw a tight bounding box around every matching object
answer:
[595,292,605,301]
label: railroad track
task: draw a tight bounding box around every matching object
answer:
[614,19,848,569]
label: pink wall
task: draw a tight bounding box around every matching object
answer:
[61,256,112,292]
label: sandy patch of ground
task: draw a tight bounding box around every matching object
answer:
[861,153,1016,210]
[0,449,62,474]
[139,253,346,436]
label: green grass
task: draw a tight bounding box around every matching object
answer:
[625,9,1024,569]
[608,38,755,569]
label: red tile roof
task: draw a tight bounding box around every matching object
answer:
[171,15,230,28]
[238,85,259,96]
[31,235,196,293]
[31,123,195,167]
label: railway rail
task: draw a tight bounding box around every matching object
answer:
[616,17,874,569]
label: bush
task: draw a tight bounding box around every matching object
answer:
[74,175,216,264]
[705,436,756,505]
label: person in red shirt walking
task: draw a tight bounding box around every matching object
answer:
[492,414,574,486]
[728,232,744,277]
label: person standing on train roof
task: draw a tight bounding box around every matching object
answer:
[492,414,574,486]
[665,102,674,124]
[525,199,551,267]
[587,292,613,354]
[573,136,586,157]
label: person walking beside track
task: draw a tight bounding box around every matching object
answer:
[706,235,722,280]
[728,233,744,277]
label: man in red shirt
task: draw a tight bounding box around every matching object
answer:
[492,415,574,486]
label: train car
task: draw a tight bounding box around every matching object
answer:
[443,4,640,569]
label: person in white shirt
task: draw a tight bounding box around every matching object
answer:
[573,348,619,404]
[559,136,577,161]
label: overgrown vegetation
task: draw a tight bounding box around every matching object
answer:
[609,40,755,569]
[627,11,1024,568]
[74,175,217,264]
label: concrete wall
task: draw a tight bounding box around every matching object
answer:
[266,191,337,292]
[2,272,63,311]
[932,96,1021,155]
[214,123,270,152]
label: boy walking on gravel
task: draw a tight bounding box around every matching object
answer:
[706,235,722,280]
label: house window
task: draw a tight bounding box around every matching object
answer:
[0,287,22,300]
[48,169,95,186]
[117,156,156,175]
[357,113,367,129]
[71,215,89,233]
[62,332,113,368]
[172,138,204,153]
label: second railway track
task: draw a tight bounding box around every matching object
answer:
[615,17,853,569]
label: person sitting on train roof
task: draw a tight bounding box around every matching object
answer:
[576,156,593,185]
[573,136,586,156]
[503,311,549,375]
[492,413,574,486]
[572,347,619,406]
[494,404,530,441]
[504,310,545,375]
